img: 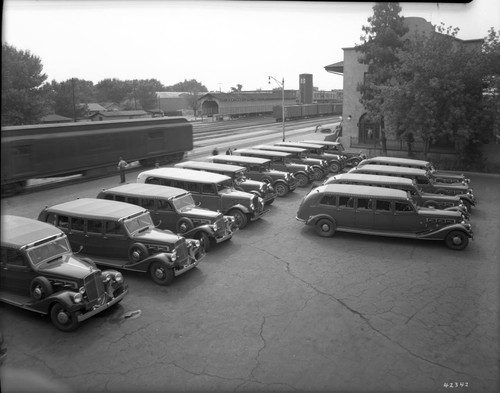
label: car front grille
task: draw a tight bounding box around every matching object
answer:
[175,240,189,263]
[84,272,105,307]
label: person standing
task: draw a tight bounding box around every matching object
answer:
[226,147,232,155]
[117,157,128,183]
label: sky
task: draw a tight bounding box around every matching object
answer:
[2,0,500,92]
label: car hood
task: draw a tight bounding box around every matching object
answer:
[180,206,221,220]
[219,188,254,200]
[417,208,463,219]
[420,192,460,201]
[133,228,182,244]
[39,254,98,279]
[432,181,468,191]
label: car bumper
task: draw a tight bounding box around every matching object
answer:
[77,286,128,323]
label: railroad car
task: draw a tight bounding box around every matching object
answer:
[273,103,342,122]
[1,117,193,196]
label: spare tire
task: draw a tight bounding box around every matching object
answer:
[30,276,53,301]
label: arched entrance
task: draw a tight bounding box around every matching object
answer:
[201,100,219,116]
[358,113,380,144]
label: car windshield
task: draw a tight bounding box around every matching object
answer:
[235,171,247,181]
[26,236,72,265]
[172,193,196,211]
[124,212,154,234]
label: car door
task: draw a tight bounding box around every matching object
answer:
[354,197,374,228]
[372,199,394,230]
[198,183,223,212]
[84,219,106,256]
[102,220,129,259]
[155,199,178,230]
[0,247,34,296]
[392,201,421,233]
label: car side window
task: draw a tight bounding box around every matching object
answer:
[375,200,392,212]
[128,197,139,205]
[114,195,126,202]
[87,219,102,234]
[356,198,372,210]
[186,182,199,193]
[141,198,155,210]
[57,215,70,230]
[395,201,413,212]
[105,221,125,235]
[45,212,57,226]
[338,196,354,209]
[71,217,84,232]
[319,195,336,206]
[201,184,216,195]
[103,194,115,201]
[158,200,173,211]
[2,247,26,267]
[416,177,429,185]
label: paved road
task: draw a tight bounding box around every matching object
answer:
[1,131,499,393]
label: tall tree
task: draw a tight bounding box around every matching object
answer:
[49,78,94,120]
[382,24,485,163]
[481,28,500,145]
[1,43,50,125]
[356,2,408,154]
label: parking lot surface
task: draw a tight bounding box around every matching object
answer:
[1,152,499,393]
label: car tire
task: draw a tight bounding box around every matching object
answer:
[50,302,79,332]
[295,173,309,187]
[315,218,336,237]
[329,162,341,173]
[30,277,53,301]
[228,209,248,229]
[196,231,211,252]
[274,182,289,197]
[128,243,149,263]
[312,168,324,181]
[149,260,174,285]
[445,231,469,251]
[176,218,194,234]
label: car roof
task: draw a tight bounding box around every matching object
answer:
[361,156,430,166]
[44,198,147,220]
[350,164,428,176]
[99,183,190,199]
[275,142,324,149]
[327,173,414,186]
[137,167,231,183]
[175,161,246,173]
[1,215,63,248]
[254,145,307,153]
[317,184,408,199]
[208,155,270,165]
[302,140,341,147]
[236,149,291,157]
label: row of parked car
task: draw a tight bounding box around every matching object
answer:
[0,139,475,332]
[0,139,357,331]
[298,155,475,251]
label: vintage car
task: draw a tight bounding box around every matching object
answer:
[304,139,367,167]
[235,148,315,187]
[96,183,236,252]
[38,199,204,285]
[356,156,470,184]
[348,165,476,211]
[207,155,297,197]
[296,184,473,250]
[274,141,346,173]
[174,161,276,205]
[316,173,469,217]
[252,144,329,181]
[0,215,128,331]
[136,168,268,229]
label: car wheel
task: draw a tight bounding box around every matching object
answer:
[30,277,53,301]
[312,168,324,181]
[329,162,341,173]
[445,231,469,251]
[228,209,248,229]
[196,231,211,252]
[50,302,79,332]
[295,173,309,187]
[128,243,149,263]
[149,260,174,285]
[315,218,336,237]
[176,218,194,234]
[274,183,289,197]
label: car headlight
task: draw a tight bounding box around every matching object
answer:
[72,293,83,304]
[114,272,124,283]
[170,250,177,262]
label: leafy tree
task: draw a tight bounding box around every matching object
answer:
[168,79,208,93]
[481,28,500,144]
[95,78,130,103]
[383,24,485,163]
[356,2,408,154]
[231,84,243,92]
[1,43,50,125]
[49,78,94,120]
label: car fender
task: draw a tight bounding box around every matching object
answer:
[181,224,216,239]
[418,224,472,240]
[142,252,177,269]
[305,213,335,226]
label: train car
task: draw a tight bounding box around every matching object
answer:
[1,117,193,196]
[273,103,342,122]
